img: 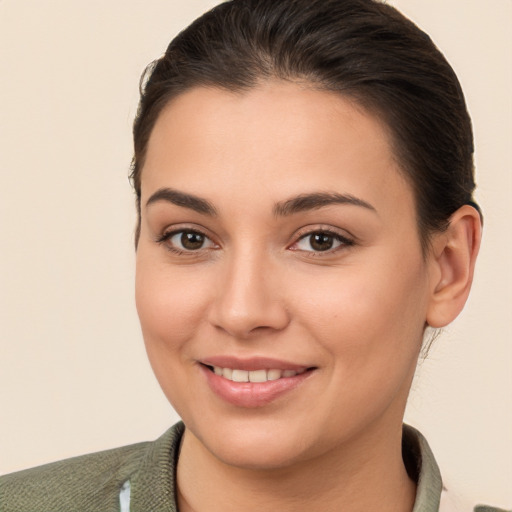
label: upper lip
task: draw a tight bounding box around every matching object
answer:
[200,356,313,372]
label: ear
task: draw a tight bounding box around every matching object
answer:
[426,205,482,328]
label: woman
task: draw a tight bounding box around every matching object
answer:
[0,0,508,511]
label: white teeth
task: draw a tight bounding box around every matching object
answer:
[232,369,249,382]
[267,369,282,381]
[211,366,303,382]
[249,369,267,383]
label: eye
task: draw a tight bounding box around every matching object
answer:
[159,229,217,253]
[292,230,353,253]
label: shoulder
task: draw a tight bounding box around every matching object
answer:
[440,487,510,512]
[0,423,184,512]
[0,441,148,512]
[403,425,510,512]
[473,507,512,512]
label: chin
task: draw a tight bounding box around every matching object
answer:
[208,435,307,471]
[185,415,317,471]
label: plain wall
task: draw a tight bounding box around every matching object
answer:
[0,0,510,507]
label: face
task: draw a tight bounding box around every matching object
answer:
[136,81,434,470]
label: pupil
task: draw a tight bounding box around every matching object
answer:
[311,233,333,251]
[181,232,204,250]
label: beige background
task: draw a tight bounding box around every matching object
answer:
[0,0,510,507]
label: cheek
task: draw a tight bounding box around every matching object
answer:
[291,253,429,370]
[135,252,210,353]
[135,250,217,415]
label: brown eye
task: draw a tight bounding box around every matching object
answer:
[162,229,216,252]
[293,230,353,254]
[309,233,334,251]
[180,231,205,250]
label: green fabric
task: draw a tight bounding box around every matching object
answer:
[0,422,507,511]
[0,423,184,512]
[404,424,443,512]
[474,508,511,512]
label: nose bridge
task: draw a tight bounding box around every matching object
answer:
[208,242,289,338]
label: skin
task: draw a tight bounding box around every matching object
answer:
[135,81,481,511]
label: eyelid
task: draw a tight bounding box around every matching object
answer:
[156,222,214,239]
[292,223,356,240]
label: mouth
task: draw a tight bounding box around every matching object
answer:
[203,364,310,383]
[198,359,317,408]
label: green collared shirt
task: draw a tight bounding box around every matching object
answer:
[0,422,507,511]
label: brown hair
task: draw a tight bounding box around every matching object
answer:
[130,0,479,249]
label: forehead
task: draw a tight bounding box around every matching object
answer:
[142,81,413,219]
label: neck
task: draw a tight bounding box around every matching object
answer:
[176,420,416,512]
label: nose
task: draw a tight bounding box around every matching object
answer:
[207,249,290,339]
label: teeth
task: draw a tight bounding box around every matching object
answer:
[211,366,304,383]
[232,369,249,382]
[267,369,282,381]
[249,369,267,383]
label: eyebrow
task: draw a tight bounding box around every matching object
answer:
[146,188,217,216]
[273,192,377,216]
[145,188,376,218]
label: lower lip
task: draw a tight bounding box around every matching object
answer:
[200,365,314,408]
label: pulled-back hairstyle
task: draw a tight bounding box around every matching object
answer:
[131,0,479,250]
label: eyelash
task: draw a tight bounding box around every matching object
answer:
[290,229,354,256]
[156,227,354,256]
[156,228,216,255]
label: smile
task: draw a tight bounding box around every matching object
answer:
[210,366,307,383]
[200,361,315,408]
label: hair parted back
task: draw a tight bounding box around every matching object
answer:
[131,0,479,249]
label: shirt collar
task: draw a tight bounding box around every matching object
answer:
[403,424,443,511]
[125,422,443,511]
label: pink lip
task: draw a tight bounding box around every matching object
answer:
[198,357,315,408]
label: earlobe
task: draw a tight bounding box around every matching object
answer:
[426,205,482,328]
